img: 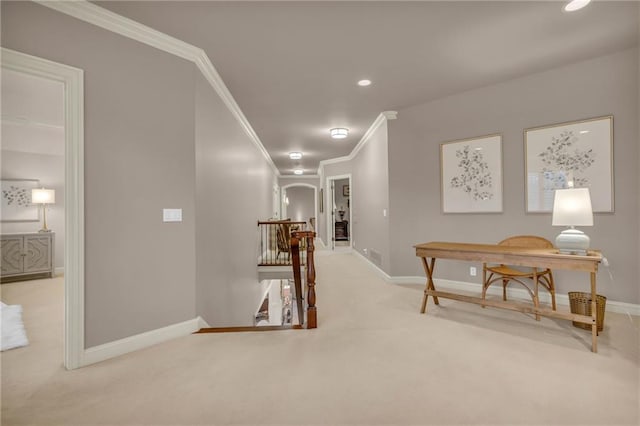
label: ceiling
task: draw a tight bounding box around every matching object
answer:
[1,68,65,156]
[94,1,638,175]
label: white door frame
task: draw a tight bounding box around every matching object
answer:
[280,183,318,227]
[325,174,352,250]
[2,48,85,370]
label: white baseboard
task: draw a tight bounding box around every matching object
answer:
[352,249,392,280]
[352,252,640,316]
[82,317,202,367]
[55,267,65,276]
[197,316,210,329]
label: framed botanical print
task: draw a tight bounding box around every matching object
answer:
[440,134,503,213]
[525,115,613,213]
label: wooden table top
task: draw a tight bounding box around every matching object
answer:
[414,241,602,272]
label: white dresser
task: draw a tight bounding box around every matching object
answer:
[1,232,55,282]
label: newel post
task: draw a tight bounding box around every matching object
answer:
[305,233,317,329]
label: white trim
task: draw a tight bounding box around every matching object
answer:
[281,183,318,226]
[281,183,317,189]
[318,155,351,169]
[1,48,86,370]
[36,0,279,176]
[352,248,392,281]
[197,316,210,329]
[350,111,397,160]
[83,318,201,366]
[325,174,352,251]
[317,111,397,174]
[54,267,65,276]
[1,115,65,130]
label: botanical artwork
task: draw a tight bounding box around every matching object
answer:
[1,179,40,222]
[525,116,613,212]
[440,134,502,213]
[450,145,494,201]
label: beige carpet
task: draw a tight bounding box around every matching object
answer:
[1,250,639,425]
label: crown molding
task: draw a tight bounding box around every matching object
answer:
[317,111,397,174]
[35,0,280,176]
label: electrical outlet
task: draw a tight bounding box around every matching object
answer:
[470,266,477,276]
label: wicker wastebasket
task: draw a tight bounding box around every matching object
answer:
[568,292,606,332]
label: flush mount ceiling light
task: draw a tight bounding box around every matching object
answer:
[357,79,372,87]
[330,128,349,139]
[294,169,304,175]
[289,151,303,160]
[564,0,591,12]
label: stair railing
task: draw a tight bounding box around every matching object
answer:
[257,220,307,266]
[291,230,317,328]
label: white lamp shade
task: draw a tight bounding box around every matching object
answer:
[552,188,593,227]
[32,188,55,204]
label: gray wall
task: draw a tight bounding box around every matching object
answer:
[2,1,198,346]
[351,121,390,272]
[194,73,276,327]
[1,151,65,270]
[318,121,391,272]
[389,48,639,304]
[285,186,314,225]
[2,1,279,338]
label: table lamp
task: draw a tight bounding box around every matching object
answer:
[32,188,55,232]
[552,187,593,255]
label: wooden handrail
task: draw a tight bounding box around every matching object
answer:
[257,220,306,226]
[291,230,317,329]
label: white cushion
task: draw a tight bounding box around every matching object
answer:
[1,303,29,351]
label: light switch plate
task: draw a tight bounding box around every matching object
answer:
[163,208,182,222]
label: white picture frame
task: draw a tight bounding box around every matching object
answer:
[525,116,613,213]
[1,179,40,222]
[440,134,503,213]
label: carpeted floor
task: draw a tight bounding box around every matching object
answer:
[1,250,639,425]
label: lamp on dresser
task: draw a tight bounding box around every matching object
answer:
[31,188,55,233]
[552,187,593,255]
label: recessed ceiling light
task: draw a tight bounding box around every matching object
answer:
[294,169,304,175]
[564,0,591,12]
[289,151,303,160]
[357,79,372,87]
[330,128,349,139]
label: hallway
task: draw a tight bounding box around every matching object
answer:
[1,249,639,425]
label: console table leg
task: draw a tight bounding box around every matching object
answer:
[420,257,439,313]
[591,272,598,353]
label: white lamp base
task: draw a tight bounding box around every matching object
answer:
[555,228,590,255]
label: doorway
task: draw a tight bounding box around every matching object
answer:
[280,183,318,231]
[325,174,352,250]
[1,48,85,369]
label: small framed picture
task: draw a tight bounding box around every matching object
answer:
[440,134,503,213]
[343,185,350,197]
[1,179,40,222]
[525,115,613,213]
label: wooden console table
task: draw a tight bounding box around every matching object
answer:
[415,241,603,352]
